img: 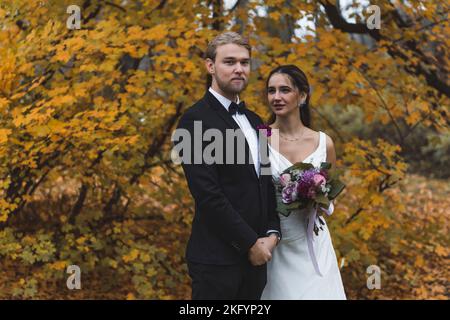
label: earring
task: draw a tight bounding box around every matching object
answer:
[299,102,306,108]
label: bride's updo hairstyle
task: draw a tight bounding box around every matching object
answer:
[266,65,311,128]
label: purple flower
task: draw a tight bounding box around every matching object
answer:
[282,182,298,204]
[301,169,316,183]
[256,124,272,137]
[295,169,321,199]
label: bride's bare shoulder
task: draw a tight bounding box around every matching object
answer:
[304,127,319,140]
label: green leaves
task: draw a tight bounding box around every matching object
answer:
[276,193,301,217]
[282,161,314,174]
[320,162,332,170]
[315,194,330,206]
[328,179,346,200]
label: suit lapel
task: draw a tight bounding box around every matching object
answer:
[244,109,268,180]
[204,92,240,130]
[243,108,261,137]
[204,91,263,180]
[244,108,272,181]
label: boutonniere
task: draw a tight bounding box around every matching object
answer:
[256,124,272,137]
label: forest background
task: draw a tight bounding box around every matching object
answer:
[0,0,448,299]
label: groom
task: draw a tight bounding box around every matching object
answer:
[173,32,281,300]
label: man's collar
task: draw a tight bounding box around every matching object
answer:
[208,87,240,111]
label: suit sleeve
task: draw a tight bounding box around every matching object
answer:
[249,110,281,238]
[175,112,258,254]
[266,177,281,238]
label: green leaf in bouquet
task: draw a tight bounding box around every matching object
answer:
[285,201,301,210]
[276,193,301,217]
[282,162,314,174]
[315,194,330,206]
[328,179,346,199]
[276,194,290,217]
[320,162,332,170]
[277,205,292,217]
[278,197,301,211]
[297,200,310,210]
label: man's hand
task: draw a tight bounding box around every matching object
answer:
[260,234,279,253]
[248,238,272,266]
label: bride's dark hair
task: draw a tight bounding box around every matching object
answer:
[266,65,311,128]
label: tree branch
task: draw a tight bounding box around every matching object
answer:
[319,1,450,98]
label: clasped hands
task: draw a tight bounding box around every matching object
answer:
[248,234,279,266]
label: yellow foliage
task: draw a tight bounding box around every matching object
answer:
[123,249,140,263]
[0,0,447,300]
[0,129,12,144]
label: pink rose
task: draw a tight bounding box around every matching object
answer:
[312,174,326,187]
[280,173,291,187]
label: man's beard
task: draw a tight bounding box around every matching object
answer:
[215,76,248,95]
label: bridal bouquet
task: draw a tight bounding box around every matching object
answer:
[274,162,345,236]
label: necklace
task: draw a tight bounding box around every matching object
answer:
[279,128,305,142]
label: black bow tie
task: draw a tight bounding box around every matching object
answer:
[228,101,246,115]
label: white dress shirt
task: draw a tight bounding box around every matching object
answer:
[209,88,280,240]
[208,87,260,177]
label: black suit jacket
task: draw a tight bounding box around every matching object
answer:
[174,91,281,265]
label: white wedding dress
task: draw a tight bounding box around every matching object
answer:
[261,131,346,300]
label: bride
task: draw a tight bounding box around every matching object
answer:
[261,65,346,300]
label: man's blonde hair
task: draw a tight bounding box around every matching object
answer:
[205,32,251,61]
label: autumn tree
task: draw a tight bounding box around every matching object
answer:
[0,0,448,299]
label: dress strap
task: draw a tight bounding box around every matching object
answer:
[318,131,325,150]
[318,131,327,160]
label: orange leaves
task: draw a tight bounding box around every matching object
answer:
[309,85,325,106]
[11,108,27,128]
[125,84,146,96]
[23,76,48,94]
[343,138,407,181]
[183,60,196,73]
[28,125,51,138]
[47,119,68,135]
[434,245,448,257]
[79,64,98,73]
[0,50,17,95]
[122,249,139,263]
[337,138,410,270]
[0,98,9,112]
[316,32,337,51]
[0,0,447,300]
[414,255,425,268]
[48,261,67,271]
[63,36,86,53]
[147,24,168,41]
[268,11,282,21]
[52,50,71,64]
[168,18,190,37]
[49,95,76,107]
[0,129,12,144]
[98,59,117,72]
[47,86,69,98]
[126,25,146,41]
